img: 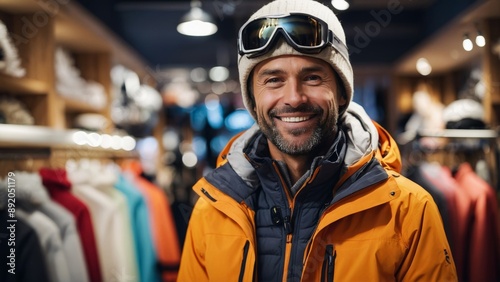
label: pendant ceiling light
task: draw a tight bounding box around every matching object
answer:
[177,0,218,37]
[474,22,486,48]
[331,0,349,11]
[462,33,473,52]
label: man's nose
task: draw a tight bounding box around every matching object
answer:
[282,80,307,108]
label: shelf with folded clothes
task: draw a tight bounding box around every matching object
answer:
[54,47,113,132]
[0,93,50,126]
[0,11,53,95]
[0,0,148,76]
[0,1,150,133]
[55,47,110,113]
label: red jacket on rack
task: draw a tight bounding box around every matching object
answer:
[454,163,500,282]
[39,168,103,282]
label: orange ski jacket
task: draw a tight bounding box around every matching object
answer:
[178,104,457,282]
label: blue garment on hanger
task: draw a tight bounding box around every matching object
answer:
[114,172,160,282]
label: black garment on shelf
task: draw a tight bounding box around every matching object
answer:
[446,118,486,130]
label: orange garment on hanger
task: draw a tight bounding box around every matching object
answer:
[122,160,181,282]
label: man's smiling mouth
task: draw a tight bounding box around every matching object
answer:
[278,116,313,123]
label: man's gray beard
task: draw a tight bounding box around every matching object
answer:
[258,112,339,156]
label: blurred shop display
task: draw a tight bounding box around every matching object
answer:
[0,95,34,125]
[55,47,107,110]
[111,65,163,138]
[0,20,25,78]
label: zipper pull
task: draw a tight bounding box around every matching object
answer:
[270,206,283,225]
[270,206,293,235]
[283,215,293,235]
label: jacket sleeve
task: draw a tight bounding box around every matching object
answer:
[397,190,458,282]
[177,197,209,282]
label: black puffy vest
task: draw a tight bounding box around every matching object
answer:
[244,133,346,281]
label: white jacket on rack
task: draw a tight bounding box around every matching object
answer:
[68,161,139,282]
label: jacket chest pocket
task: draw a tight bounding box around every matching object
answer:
[205,235,254,281]
[321,245,336,282]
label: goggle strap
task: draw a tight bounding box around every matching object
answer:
[328,30,349,60]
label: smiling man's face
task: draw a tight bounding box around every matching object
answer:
[251,55,346,156]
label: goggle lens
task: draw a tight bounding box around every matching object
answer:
[241,15,324,51]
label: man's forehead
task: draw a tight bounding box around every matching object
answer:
[254,55,330,73]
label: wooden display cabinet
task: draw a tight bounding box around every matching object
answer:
[0,0,150,133]
[392,0,500,131]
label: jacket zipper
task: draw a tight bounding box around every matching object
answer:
[321,245,335,282]
[201,188,217,202]
[239,241,250,282]
[271,161,294,282]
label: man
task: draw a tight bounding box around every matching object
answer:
[178,0,458,281]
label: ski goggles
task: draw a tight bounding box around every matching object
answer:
[238,13,348,59]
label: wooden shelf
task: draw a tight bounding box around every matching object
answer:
[55,13,110,53]
[0,73,48,95]
[62,96,105,114]
[0,0,39,13]
[0,1,122,129]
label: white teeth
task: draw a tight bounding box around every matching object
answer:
[280,116,309,123]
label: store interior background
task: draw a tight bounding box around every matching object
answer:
[74,0,500,227]
[72,0,500,179]
[1,0,500,278]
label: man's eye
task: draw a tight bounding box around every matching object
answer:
[266,77,282,84]
[305,75,321,81]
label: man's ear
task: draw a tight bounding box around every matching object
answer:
[333,70,348,107]
[338,95,347,106]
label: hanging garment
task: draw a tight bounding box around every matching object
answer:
[404,164,452,239]
[0,209,50,282]
[13,171,89,282]
[123,161,180,282]
[419,163,474,282]
[115,171,161,282]
[454,162,500,282]
[39,167,103,282]
[68,162,139,282]
[16,209,71,282]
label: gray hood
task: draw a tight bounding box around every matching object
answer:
[0,171,50,211]
[225,102,379,187]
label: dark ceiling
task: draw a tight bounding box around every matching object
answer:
[75,0,479,73]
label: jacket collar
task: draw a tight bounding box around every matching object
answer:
[207,102,403,206]
[245,129,347,195]
[221,102,381,185]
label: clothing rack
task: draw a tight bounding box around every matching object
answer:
[404,128,500,282]
[416,128,499,139]
[412,128,499,191]
[0,124,138,177]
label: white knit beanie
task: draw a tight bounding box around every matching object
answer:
[238,0,353,120]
